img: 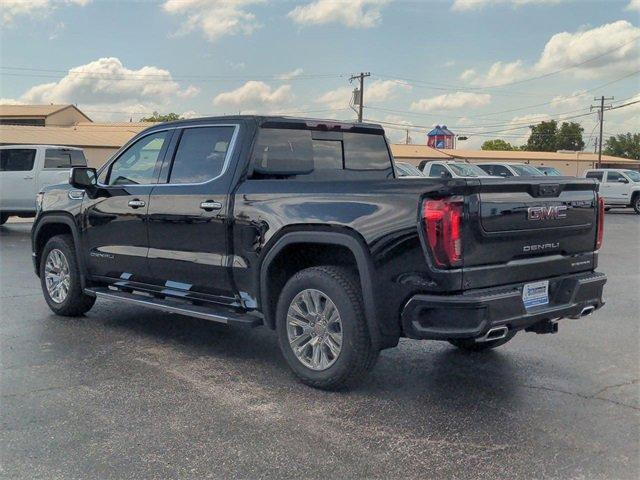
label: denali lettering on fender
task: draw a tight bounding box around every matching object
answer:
[527,205,568,221]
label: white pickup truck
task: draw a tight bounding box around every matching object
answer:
[584,168,640,214]
[0,145,87,224]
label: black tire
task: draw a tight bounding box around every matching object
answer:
[0,213,8,225]
[448,331,517,352]
[39,234,95,316]
[633,194,640,214]
[276,266,378,390]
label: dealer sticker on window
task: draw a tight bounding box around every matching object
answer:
[522,280,549,309]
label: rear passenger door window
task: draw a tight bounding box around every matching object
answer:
[586,171,604,182]
[44,149,87,169]
[0,149,36,171]
[491,165,512,177]
[169,126,235,184]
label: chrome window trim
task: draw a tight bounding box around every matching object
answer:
[155,123,240,188]
[96,123,240,188]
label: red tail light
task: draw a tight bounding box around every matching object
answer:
[422,197,463,268]
[596,194,605,250]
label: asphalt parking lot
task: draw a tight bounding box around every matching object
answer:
[1,212,638,479]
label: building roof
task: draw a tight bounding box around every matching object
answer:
[390,143,638,165]
[0,104,91,122]
[0,124,148,148]
[443,149,639,164]
[390,144,451,159]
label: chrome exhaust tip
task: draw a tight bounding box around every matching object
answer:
[580,306,596,317]
[476,326,509,343]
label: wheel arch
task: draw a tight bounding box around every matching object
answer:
[258,228,381,348]
[33,213,86,288]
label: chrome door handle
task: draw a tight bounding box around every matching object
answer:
[128,199,146,209]
[200,200,222,211]
[23,176,34,179]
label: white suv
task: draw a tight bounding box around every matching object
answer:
[420,161,496,178]
[0,145,87,224]
[583,168,640,214]
[476,162,544,177]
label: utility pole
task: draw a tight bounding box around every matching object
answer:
[349,72,370,123]
[591,96,613,168]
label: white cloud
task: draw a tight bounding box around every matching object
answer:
[288,0,390,28]
[162,0,263,41]
[459,69,476,81]
[181,110,200,119]
[316,79,410,110]
[379,114,414,143]
[451,0,565,11]
[316,86,352,110]
[626,0,640,12]
[534,21,640,77]
[1,0,90,24]
[549,90,588,109]
[278,68,304,81]
[212,81,294,113]
[471,21,640,86]
[5,57,198,121]
[482,60,525,86]
[411,92,491,111]
[443,60,456,68]
[366,79,412,102]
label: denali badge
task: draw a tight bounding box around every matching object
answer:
[523,242,559,253]
[527,205,568,221]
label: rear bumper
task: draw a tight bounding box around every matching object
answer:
[401,271,606,340]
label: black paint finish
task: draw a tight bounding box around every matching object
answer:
[32,115,606,344]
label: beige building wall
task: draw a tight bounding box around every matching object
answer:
[83,147,119,168]
[46,107,91,127]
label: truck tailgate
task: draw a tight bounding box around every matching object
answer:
[462,177,599,289]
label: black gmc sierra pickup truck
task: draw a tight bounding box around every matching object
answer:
[32,116,607,389]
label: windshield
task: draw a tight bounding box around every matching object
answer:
[623,170,640,182]
[396,163,422,177]
[448,163,488,177]
[512,164,544,176]
[540,167,561,176]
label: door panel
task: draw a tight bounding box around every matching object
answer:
[146,125,238,303]
[602,171,628,203]
[82,185,154,280]
[82,129,172,281]
[0,148,37,211]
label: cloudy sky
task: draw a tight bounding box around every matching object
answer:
[1,0,638,147]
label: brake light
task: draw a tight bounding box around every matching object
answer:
[422,197,463,268]
[596,194,605,250]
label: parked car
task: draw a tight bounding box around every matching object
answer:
[537,166,563,176]
[31,116,606,389]
[395,162,423,177]
[476,162,544,177]
[420,161,496,178]
[0,145,87,224]
[583,168,640,214]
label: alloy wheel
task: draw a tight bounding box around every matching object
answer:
[45,249,71,304]
[286,289,343,371]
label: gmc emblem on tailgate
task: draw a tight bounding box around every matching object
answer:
[527,205,568,221]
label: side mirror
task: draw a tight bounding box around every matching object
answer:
[69,167,97,189]
[618,177,629,183]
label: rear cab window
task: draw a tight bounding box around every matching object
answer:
[44,149,87,169]
[250,124,394,180]
[0,149,36,171]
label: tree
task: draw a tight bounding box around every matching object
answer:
[139,111,182,122]
[481,139,517,151]
[556,121,585,151]
[524,120,557,152]
[604,133,640,160]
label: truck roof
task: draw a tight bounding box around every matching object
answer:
[144,115,385,133]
